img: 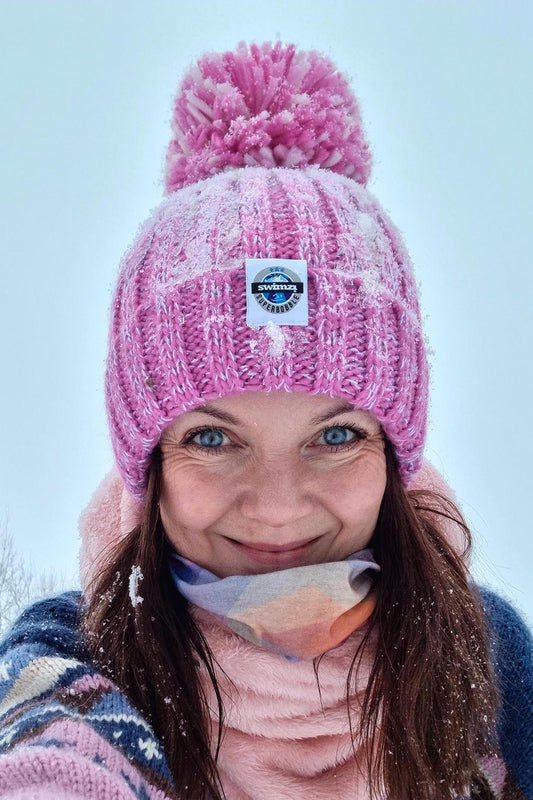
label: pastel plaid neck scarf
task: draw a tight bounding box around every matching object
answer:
[169,549,380,660]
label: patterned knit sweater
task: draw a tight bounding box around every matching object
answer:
[0,589,531,799]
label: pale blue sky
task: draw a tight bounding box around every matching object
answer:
[1,1,532,621]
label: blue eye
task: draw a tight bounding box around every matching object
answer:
[321,426,357,447]
[192,429,226,448]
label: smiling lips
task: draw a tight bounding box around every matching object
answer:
[227,535,320,567]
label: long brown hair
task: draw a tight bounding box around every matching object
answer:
[83,440,499,800]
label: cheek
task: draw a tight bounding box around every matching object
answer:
[332,456,387,524]
[159,467,230,533]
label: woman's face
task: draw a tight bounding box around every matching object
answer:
[159,391,386,577]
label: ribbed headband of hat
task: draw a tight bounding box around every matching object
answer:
[105,41,429,501]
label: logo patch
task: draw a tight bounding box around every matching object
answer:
[245,259,308,326]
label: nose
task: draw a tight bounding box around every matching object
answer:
[238,458,315,529]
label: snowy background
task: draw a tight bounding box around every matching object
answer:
[1,1,532,622]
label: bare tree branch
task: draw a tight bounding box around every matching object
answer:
[0,518,67,637]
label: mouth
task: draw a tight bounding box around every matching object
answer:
[226,535,321,567]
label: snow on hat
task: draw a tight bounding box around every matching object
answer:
[105,41,429,501]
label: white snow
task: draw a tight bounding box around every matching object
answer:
[129,565,144,608]
[265,321,286,358]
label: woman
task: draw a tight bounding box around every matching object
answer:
[0,41,531,800]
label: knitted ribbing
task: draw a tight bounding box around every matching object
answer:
[106,166,428,500]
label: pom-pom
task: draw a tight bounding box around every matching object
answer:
[165,41,372,193]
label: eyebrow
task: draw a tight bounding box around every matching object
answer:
[310,401,356,425]
[192,405,242,425]
[193,400,356,427]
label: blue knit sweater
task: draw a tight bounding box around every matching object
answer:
[0,587,531,799]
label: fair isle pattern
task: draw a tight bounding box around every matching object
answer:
[105,41,429,502]
[0,594,174,799]
[0,592,531,799]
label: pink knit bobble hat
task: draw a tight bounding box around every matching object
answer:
[106,41,429,501]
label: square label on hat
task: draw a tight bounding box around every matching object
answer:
[245,259,308,326]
